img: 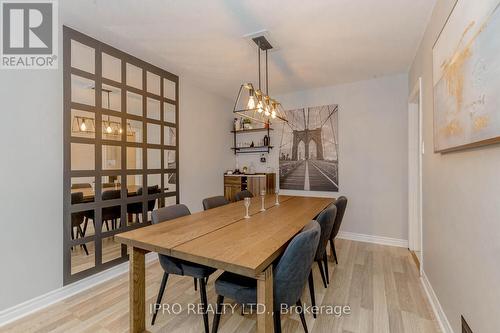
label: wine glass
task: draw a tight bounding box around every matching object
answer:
[275,190,280,205]
[260,190,266,211]
[244,197,251,219]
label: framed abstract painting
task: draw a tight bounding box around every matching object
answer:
[433,0,500,152]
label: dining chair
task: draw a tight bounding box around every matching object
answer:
[234,189,254,202]
[212,220,321,333]
[329,196,348,264]
[202,195,229,210]
[102,189,121,230]
[307,204,336,315]
[150,204,216,333]
[71,192,89,255]
[126,185,161,223]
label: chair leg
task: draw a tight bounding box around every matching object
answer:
[323,252,329,285]
[194,277,198,291]
[307,271,316,318]
[212,295,224,333]
[151,272,169,325]
[330,238,338,264]
[317,260,327,288]
[82,217,88,236]
[273,310,282,333]
[296,299,308,333]
[77,225,89,256]
[199,278,210,333]
[105,220,109,231]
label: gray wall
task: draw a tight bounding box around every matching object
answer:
[409,0,500,332]
[237,74,409,241]
[0,52,233,312]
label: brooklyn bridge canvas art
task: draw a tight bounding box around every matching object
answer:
[278,104,339,192]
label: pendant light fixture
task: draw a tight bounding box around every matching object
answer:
[233,35,287,124]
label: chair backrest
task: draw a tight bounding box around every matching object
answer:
[71,192,85,227]
[202,196,229,210]
[102,189,121,200]
[152,204,191,224]
[137,186,161,211]
[330,196,348,239]
[274,220,321,307]
[71,183,91,189]
[314,204,337,260]
[234,190,254,202]
[71,192,84,204]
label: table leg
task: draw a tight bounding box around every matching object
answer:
[257,265,274,333]
[130,246,147,333]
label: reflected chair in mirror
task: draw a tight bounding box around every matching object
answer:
[71,183,93,234]
[150,204,216,333]
[71,192,89,256]
[102,189,121,231]
[202,195,229,210]
[234,189,254,202]
[127,186,161,224]
[329,196,348,265]
[307,204,336,315]
[212,220,321,333]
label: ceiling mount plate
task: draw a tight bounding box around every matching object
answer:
[252,36,273,51]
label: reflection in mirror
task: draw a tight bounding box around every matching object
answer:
[147,98,160,120]
[71,176,95,203]
[147,123,161,145]
[127,174,143,196]
[102,145,121,170]
[146,175,161,222]
[102,52,121,82]
[101,195,122,232]
[126,147,143,169]
[126,63,143,89]
[164,173,176,193]
[147,71,161,95]
[102,114,122,141]
[127,91,142,116]
[147,149,161,169]
[71,40,95,74]
[165,196,176,207]
[163,78,176,100]
[71,75,95,106]
[101,175,121,194]
[126,174,143,225]
[102,236,124,264]
[164,126,176,146]
[71,240,95,275]
[164,150,176,169]
[102,84,121,112]
[164,102,175,123]
[71,109,95,139]
[127,119,142,143]
[71,143,95,171]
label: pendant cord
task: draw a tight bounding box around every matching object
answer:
[257,40,261,90]
[265,49,269,95]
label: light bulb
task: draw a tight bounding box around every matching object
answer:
[106,125,112,134]
[264,104,271,116]
[119,128,123,134]
[80,122,87,131]
[257,100,264,113]
[271,110,277,119]
[247,96,256,109]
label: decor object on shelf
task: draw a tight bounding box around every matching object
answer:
[232,35,287,124]
[260,190,266,211]
[263,134,269,146]
[244,197,251,219]
[433,0,500,152]
[279,104,339,192]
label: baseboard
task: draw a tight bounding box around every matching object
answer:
[0,253,158,327]
[337,231,408,248]
[420,271,454,333]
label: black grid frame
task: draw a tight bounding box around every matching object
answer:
[63,26,179,285]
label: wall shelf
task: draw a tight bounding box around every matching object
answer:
[231,124,273,155]
[230,128,273,134]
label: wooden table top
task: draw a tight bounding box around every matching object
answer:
[115,195,333,277]
[71,185,141,200]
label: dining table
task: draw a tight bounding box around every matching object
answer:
[115,194,334,333]
[71,185,142,201]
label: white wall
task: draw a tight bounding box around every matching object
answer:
[409,0,500,332]
[0,50,233,312]
[238,74,409,241]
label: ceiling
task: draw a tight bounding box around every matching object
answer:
[61,0,436,99]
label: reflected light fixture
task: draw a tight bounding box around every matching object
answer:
[233,35,287,124]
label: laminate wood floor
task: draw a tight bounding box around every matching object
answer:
[1,240,440,333]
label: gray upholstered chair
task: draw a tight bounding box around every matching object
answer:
[307,204,336,315]
[234,190,254,202]
[212,220,321,333]
[150,204,216,333]
[329,196,348,264]
[202,195,229,210]
[71,192,88,255]
[102,189,121,230]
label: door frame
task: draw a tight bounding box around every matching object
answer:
[408,77,423,276]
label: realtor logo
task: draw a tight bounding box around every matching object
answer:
[1,0,58,69]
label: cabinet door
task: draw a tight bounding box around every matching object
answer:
[225,185,240,202]
[248,177,266,196]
